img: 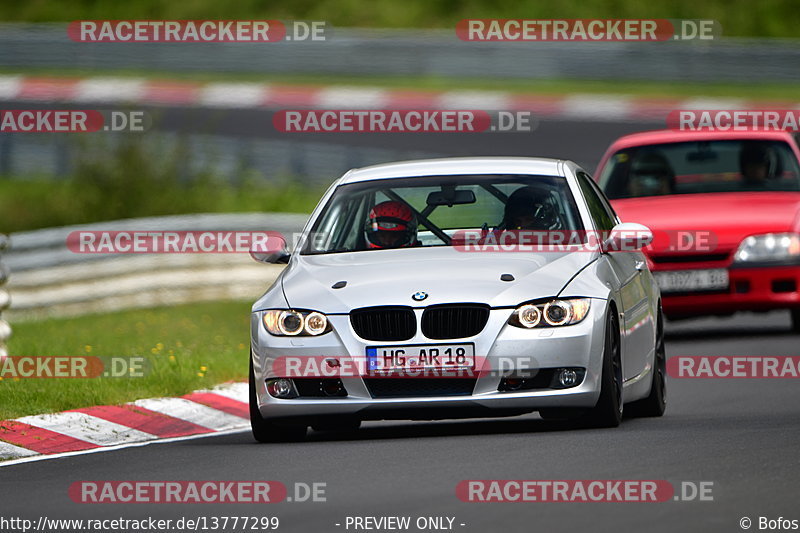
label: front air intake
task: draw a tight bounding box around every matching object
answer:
[350,306,416,341]
[421,304,490,339]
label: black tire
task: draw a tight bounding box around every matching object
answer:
[249,358,307,443]
[791,309,800,333]
[626,306,667,418]
[583,311,623,428]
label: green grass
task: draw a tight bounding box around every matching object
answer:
[0,135,322,233]
[4,67,800,101]
[0,176,320,234]
[1,300,254,420]
[1,0,799,37]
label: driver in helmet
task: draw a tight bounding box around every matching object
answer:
[364,200,418,249]
[503,186,558,230]
[740,142,775,186]
[475,186,559,246]
[628,152,676,197]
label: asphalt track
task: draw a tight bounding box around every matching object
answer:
[143,106,658,169]
[2,108,799,532]
[0,101,660,170]
[1,313,799,532]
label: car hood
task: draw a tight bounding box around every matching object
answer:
[611,192,800,253]
[273,246,596,313]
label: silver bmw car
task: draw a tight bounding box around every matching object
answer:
[249,157,666,442]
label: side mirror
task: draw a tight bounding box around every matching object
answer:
[249,233,290,264]
[602,222,653,252]
[250,248,290,264]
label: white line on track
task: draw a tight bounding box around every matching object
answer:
[132,397,247,430]
[199,82,269,108]
[15,412,156,445]
[316,86,389,109]
[0,75,22,100]
[0,427,250,468]
[72,77,146,103]
[197,382,249,402]
[0,441,39,460]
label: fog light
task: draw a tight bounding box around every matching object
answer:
[558,368,578,387]
[267,378,296,398]
[322,378,345,396]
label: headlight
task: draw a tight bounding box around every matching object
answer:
[262,309,330,336]
[508,298,591,328]
[733,233,800,263]
[516,304,541,328]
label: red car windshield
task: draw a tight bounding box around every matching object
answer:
[599,139,800,199]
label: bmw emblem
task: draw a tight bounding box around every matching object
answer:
[412,291,428,302]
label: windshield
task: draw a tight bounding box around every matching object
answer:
[599,139,800,199]
[302,174,585,254]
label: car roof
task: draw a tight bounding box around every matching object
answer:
[339,157,566,184]
[606,129,797,152]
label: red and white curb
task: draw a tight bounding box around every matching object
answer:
[1,75,797,122]
[0,382,249,464]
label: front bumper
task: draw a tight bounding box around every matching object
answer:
[660,265,800,317]
[250,299,608,421]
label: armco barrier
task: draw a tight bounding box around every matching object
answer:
[0,24,798,84]
[3,213,308,322]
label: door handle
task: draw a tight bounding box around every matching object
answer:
[635,260,646,271]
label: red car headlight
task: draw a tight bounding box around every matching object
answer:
[733,233,800,263]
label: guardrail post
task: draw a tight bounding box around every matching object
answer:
[0,133,12,176]
[0,232,10,359]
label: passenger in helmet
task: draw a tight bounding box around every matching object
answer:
[628,152,675,197]
[364,200,418,249]
[740,142,775,186]
[503,186,559,230]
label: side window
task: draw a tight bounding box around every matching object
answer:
[577,171,617,231]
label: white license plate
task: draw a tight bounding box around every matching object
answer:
[366,344,475,373]
[654,269,729,293]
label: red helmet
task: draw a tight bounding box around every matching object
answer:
[365,201,418,249]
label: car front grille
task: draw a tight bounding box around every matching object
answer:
[650,253,730,264]
[421,304,490,339]
[350,306,416,341]
[363,378,477,398]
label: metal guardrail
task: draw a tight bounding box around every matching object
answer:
[4,213,308,324]
[0,131,441,182]
[0,24,799,83]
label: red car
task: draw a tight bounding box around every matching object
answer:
[595,129,800,330]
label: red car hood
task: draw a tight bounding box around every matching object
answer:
[611,192,800,254]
